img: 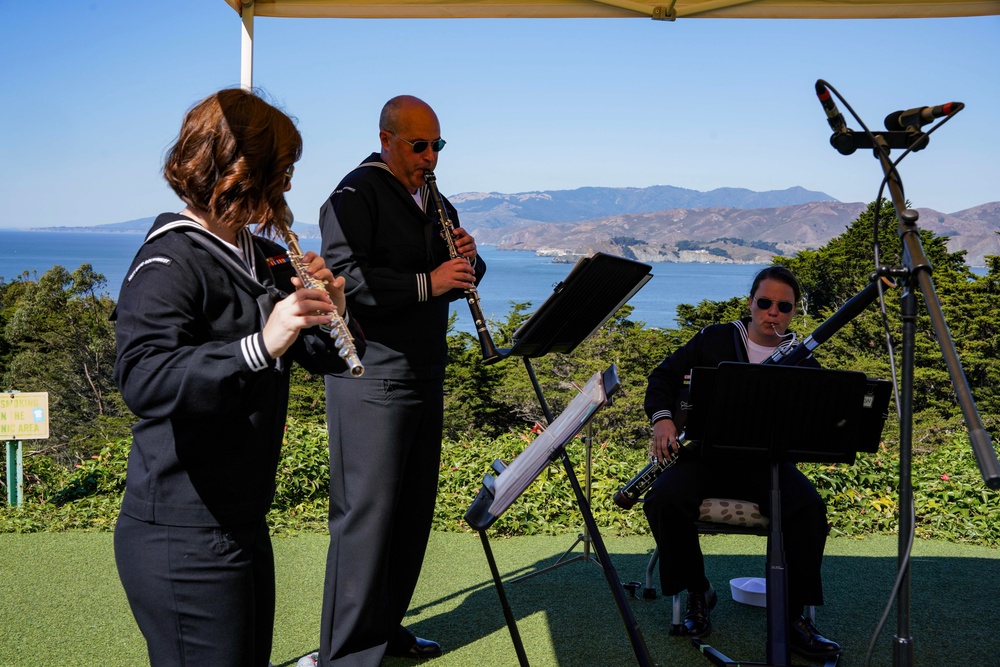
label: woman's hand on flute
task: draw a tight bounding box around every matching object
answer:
[263,288,336,359]
[293,251,347,319]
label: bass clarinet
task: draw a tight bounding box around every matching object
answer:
[275,211,364,377]
[424,170,502,364]
[613,275,897,508]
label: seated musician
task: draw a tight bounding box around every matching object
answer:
[642,265,841,659]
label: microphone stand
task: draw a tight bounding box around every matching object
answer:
[868,133,1000,667]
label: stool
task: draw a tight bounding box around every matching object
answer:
[639,497,813,634]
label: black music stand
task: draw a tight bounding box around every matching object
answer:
[465,365,653,667]
[493,252,653,574]
[684,362,891,667]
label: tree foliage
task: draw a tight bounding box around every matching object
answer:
[1,265,130,462]
[2,204,998,518]
[779,199,999,446]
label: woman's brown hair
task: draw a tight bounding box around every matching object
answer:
[163,88,301,238]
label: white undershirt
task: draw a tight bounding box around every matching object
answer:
[747,338,778,364]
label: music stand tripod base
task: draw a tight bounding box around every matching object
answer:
[509,423,603,583]
[691,638,840,667]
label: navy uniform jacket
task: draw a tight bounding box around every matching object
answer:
[644,317,818,428]
[319,153,486,380]
[113,213,363,527]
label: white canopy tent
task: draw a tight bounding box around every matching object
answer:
[224,0,1000,86]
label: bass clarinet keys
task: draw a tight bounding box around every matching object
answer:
[613,437,687,509]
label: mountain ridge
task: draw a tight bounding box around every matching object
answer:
[450,184,838,228]
[21,185,1000,266]
[469,200,1000,266]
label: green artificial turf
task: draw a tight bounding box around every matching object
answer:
[1,532,997,666]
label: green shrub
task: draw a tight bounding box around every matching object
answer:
[3,421,999,547]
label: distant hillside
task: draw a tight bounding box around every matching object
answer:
[471,201,1000,267]
[33,217,159,233]
[30,216,326,239]
[914,201,1000,268]
[451,184,837,229]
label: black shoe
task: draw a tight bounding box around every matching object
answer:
[682,585,717,638]
[386,627,443,660]
[789,615,841,658]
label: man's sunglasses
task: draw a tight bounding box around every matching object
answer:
[755,297,794,314]
[392,133,446,154]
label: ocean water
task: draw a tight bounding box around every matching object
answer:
[0,229,767,332]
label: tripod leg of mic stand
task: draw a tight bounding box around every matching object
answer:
[478,530,530,667]
[894,281,917,667]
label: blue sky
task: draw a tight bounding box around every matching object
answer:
[1,1,998,229]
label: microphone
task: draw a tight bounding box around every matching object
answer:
[884,102,963,131]
[815,81,856,155]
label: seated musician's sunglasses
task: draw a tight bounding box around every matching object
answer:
[392,133,446,154]
[755,297,794,314]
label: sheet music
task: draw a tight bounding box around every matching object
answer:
[488,370,608,517]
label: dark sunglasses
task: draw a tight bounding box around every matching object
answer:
[285,164,295,178]
[392,133,446,154]
[755,297,794,314]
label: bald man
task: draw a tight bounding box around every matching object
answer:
[311,96,486,666]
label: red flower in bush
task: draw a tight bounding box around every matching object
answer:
[940,473,951,482]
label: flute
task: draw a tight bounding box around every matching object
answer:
[275,214,364,377]
[423,170,502,364]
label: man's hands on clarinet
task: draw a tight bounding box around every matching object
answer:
[430,227,478,297]
[451,226,477,262]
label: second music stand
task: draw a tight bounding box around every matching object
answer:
[685,362,892,667]
[494,252,653,576]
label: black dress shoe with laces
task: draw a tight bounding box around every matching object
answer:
[386,627,443,660]
[789,615,841,658]
[682,585,718,638]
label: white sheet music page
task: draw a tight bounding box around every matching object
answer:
[488,370,607,517]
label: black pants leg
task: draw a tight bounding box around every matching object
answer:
[320,376,443,667]
[643,450,827,609]
[114,513,275,666]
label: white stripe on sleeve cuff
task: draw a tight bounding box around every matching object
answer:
[416,273,429,302]
[650,410,673,425]
[241,333,270,372]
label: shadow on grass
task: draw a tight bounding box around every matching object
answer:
[1,532,996,667]
[387,539,1000,667]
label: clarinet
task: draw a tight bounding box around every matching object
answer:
[275,214,364,377]
[423,170,502,364]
